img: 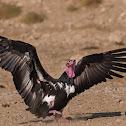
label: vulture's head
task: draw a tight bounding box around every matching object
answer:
[66,60,76,78]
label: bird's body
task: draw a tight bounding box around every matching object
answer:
[1,36,126,121]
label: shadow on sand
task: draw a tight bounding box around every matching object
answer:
[19,119,54,125]
[73,111,126,121]
[19,111,126,124]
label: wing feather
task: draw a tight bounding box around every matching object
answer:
[93,67,107,82]
[74,48,126,94]
[0,36,55,111]
[89,67,100,83]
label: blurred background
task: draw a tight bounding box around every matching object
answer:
[0,0,126,77]
[1,0,126,126]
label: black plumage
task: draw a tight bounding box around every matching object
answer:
[74,49,126,94]
[0,36,126,120]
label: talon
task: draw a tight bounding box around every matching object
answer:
[49,110,62,115]
[48,110,69,122]
[61,116,69,122]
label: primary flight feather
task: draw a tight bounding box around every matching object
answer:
[0,36,126,121]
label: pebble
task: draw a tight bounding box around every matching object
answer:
[116,118,121,123]
[0,85,5,88]
[121,112,125,115]
[12,101,18,104]
[119,12,126,20]
[100,8,106,13]
[113,96,123,103]
[115,99,122,103]
[2,102,11,107]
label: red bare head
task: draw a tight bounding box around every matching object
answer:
[66,60,76,78]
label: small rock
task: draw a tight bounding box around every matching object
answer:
[100,8,106,13]
[114,96,122,99]
[119,12,126,20]
[2,102,11,107]
[12,101,17,104]
[116,118,121,123]
[0,85,5,88]
[116,99,122,103]
[121,112,125,115]
[113,96,123,103]
[115,41,125,46]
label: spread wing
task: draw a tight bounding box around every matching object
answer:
[74,48,126,94]
[0,36,55,110]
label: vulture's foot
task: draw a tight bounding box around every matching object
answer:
[49,110,69,122]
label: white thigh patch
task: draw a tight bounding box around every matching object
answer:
[43,95,55,108]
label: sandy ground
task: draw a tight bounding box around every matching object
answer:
[1,0,126,126]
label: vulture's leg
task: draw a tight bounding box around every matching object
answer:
[49,110,69,122]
